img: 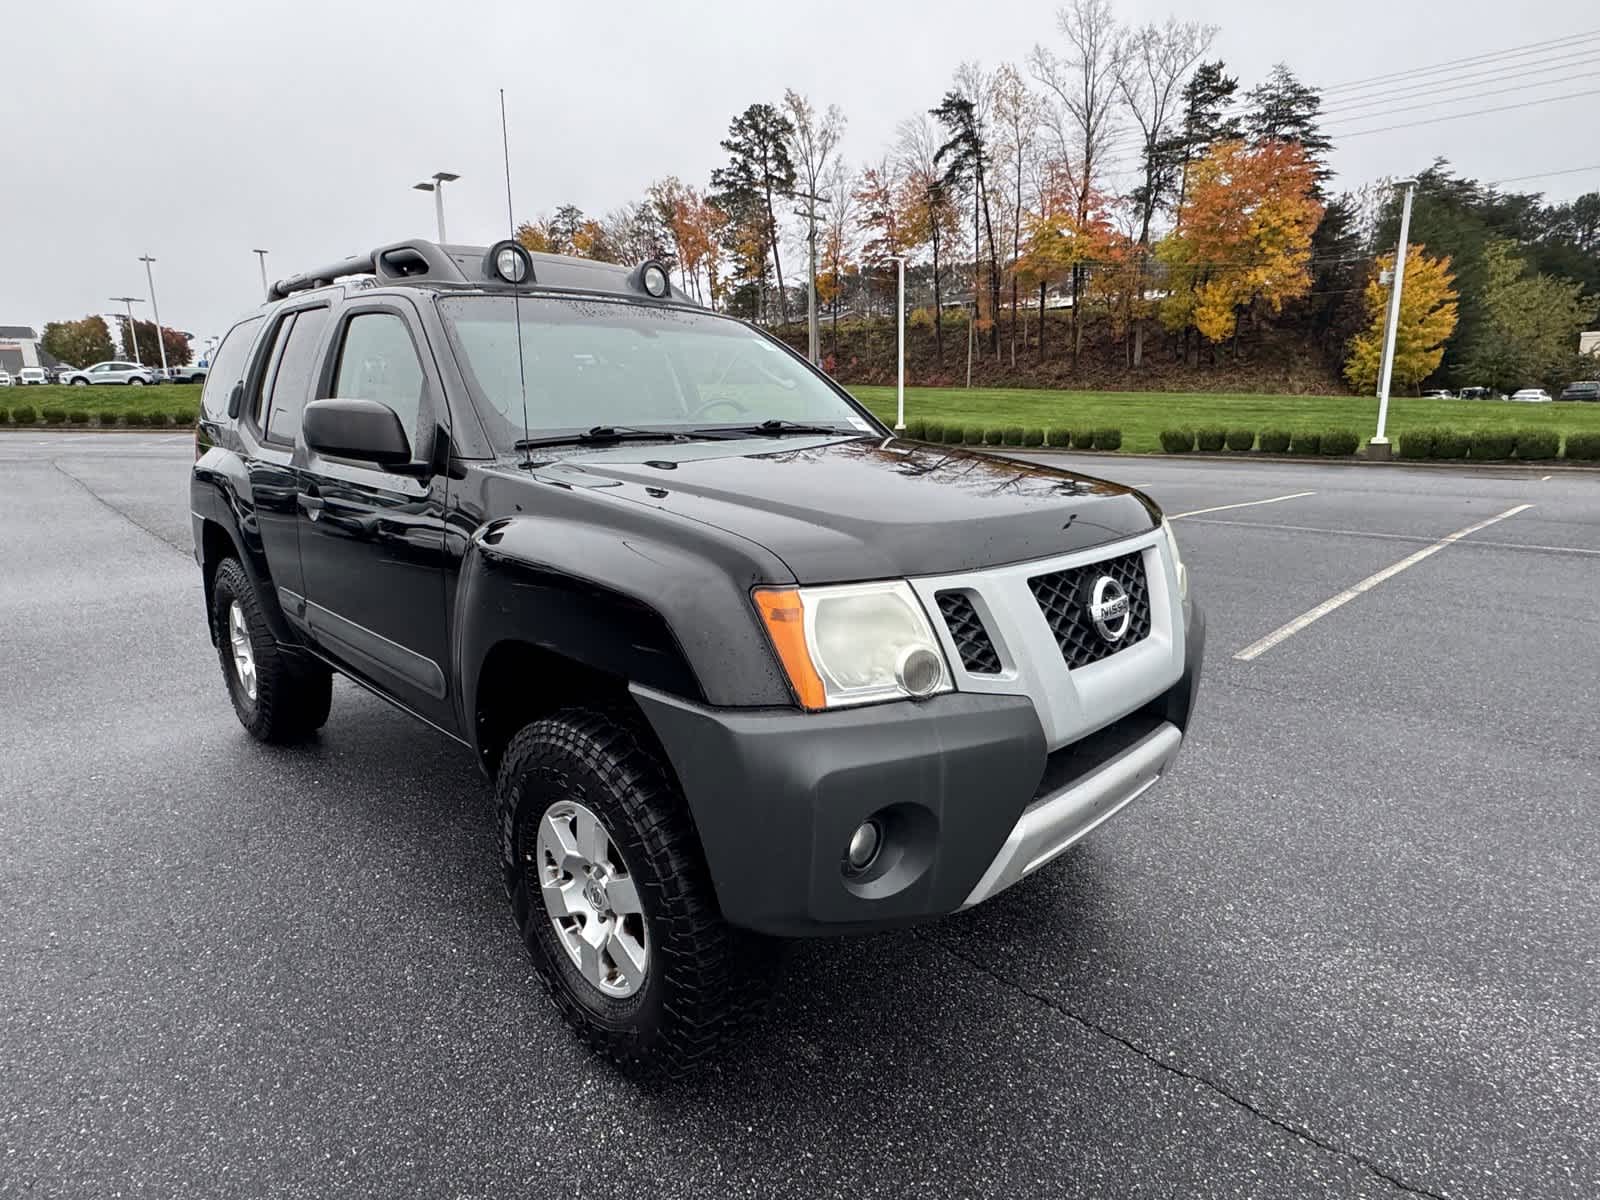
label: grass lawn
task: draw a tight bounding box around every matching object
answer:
[0,383,201,425]
[848,386,1600,454]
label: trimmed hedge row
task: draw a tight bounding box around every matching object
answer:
[0,406,197,428]
[1399,427,1580,461]
[905,418,1122,451]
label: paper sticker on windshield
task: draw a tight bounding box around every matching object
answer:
[846,415,872,431]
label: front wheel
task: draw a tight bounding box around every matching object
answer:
[497,708,779,1075]
[128,377,144,386]
[210,557,332,742]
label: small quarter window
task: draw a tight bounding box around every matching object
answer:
[200,316,263,420]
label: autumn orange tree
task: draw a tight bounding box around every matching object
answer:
[1017,173,1125,358]
[1155,138,1323,352]
[1343,246,1458,392]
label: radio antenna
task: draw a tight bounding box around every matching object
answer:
[500,88,533,464]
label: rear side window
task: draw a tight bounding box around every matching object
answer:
[200,317,263,420]
[263,307,330,444]
[331,313,426,443]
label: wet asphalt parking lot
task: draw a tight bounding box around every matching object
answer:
[2,431,1596,1199]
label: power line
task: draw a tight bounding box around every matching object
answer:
[1332,85,1600,139]
[1316,50,1600,118]
[1484,163,1600,187]
[1315,27,1600,96]
[1323,69,1600,129]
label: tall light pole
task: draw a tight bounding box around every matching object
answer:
[110,296,145,364]
[252,248,270,295]
[137,255,170,378]
[1369,178,1418,460]
[413,171,460,242]
[888,255,907,432]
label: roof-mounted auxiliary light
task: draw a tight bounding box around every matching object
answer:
[639,260,670,298]
[486,240,533,285]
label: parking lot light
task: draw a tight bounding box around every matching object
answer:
[252,249,270,296]
[110,296,145,365]
[414,171,460,243]
[138,255,171,380]
[1369,178,1418,461]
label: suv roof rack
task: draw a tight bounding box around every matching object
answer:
[265,238,696,306]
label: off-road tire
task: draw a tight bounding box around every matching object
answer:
[210,557,332,743]
[497,707,779,1076]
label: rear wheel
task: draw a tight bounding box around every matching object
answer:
[72,377,87,386]
[128,378,144,386]
[497,707,779,1075]
[210,557,332,742]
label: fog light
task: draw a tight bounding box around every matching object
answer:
[895,645,944,697]
[640,261,670,298]
[845,820,881,872]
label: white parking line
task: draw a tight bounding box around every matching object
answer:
[1233,503,1534,662]
[1184,515,1600,558]
[1170,491,1316,519]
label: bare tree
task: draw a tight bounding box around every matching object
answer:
[1030,0,1127,360]
[1116,18,1214,366]
[820,158,857,356]
[896,113,956,366]
[783,90,846,364]
[990,64,1042,368]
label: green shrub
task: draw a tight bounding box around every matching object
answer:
[1159,429,1194,453]
[964,426,985,445]
[67,410,90,425]
[11,404,36,425]
[922,420,943,442]
[1195,427,1226,452]
[1397,427,1438,459]
[983,427,1005,446]
[904,418,926,440]
[1071,428,1096,450]
[1564,431,1600,461]
[1022,427,1045,447]
[1094,428,1122,451]
[1225,428,1255,452]
[1290,431,1322,456]
[1258,428,1291,454]
[1001,425,1025,446]
[41,407,67,425]
[96,410,120,427]
[1468,430,1515,460]
[1045,427,1072,447]
[124,411,147,428]
[1321,430,1360,456]
[0,408,8,425]
[1513,429,1559,460]
[1433,430,1469,459]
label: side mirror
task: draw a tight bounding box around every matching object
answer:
[302,398,412,467]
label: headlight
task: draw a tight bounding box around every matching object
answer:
[1161,517,1189,603]
[753,581,951,709]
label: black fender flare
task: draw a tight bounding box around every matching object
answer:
[190,452,300,648]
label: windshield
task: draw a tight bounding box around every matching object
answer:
[436,295,878,449]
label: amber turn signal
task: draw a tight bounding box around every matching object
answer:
[752,587,827,710]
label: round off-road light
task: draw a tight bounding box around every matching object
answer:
[895,645,944,697]
[484,240,532,285]
[640,261,670,298]
[846,820,882,872]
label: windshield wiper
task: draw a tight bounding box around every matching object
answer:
[690,418,865,438]
[514,425,687,451]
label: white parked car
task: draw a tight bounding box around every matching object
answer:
[0,370,12,387]
[63,361,156,386]
[1509,388,1552,403]
[17,367,47,385]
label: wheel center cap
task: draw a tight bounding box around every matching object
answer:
[583,878,608,913]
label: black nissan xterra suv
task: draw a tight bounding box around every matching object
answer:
[192,238,1204,1074]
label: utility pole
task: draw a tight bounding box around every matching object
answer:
[414,171,460,242]
[793,189,830,365]
[137,255,170,379]
[110,297,145,364]
[1369,178,1417,460]
[888,255,907,431]
[252,248,270,295]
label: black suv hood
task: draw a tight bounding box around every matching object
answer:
[507,436,1158,583]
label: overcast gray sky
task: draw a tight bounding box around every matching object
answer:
[5,0,1594,349]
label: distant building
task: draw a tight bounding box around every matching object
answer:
[1581,331,1600,357]
[0,326,66,375]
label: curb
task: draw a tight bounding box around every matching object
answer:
[0,425,193,434]
[904,440,1600,474]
